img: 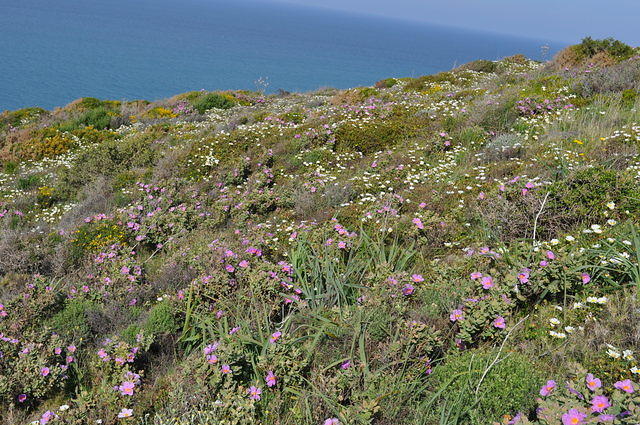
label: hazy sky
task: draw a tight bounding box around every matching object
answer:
[265,0,639,45]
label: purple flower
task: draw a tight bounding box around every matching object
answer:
[119,381,135,396]
[586,373,601,391]
[402,284,415,296]
[118,408,133,418]
[561,408,587,425]
[269,331,282,343]
[265,371,277,387]
[40,367,50,376]
[40,411,56,424]
[517,268,530,284]
[323,419,340,425]
[539,380,556,396]
[221,364,232,374]
[493,316,506,329]
[481,275,494,289]
[248,385,262,400]
[590,395,611,413]
[614,379,635,393]
[449,309,464,322]
[17,394,27,403]
[581,273,591,284]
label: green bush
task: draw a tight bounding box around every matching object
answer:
[192,93,235,113]
[430,349,543,424]
[144,301,179,337]
[576,37,635,61]
[50,299,99,341]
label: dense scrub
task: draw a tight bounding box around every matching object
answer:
[1,38,640,425]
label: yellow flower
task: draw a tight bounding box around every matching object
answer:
[572,139,583,145]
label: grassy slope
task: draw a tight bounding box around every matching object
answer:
[1,42,640,425]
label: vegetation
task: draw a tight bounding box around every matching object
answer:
[1,38,640,425]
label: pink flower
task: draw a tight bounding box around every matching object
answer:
[586,373,601,391]
[265,371,277,387]
[41,367,50,376]
[539,380,556,396]
[17,394,27,403]
[614,379,635,393]
[411,274,424,283]
[324,419,340,425]
[207,354,218,364]
[470,272,483,280]
[412,218,424,230]
[493,316,506,329]
[450,309,464,322]
[517,269,530,284]
[40,411,56,424]
[546,250,556,260]
[269,331,282,343]
[561,408,587,425]
[581,273,591,284]
[337,241,347,249]
[590,395,610,413]
[481,275,494,289]
[119,381,135,396]
[221,364,232,374]
[118,408,133,418]
[402,284,415,296]
[248,386,262,400]
[225,264,235,273]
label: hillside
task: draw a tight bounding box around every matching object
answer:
[1,38,640,425]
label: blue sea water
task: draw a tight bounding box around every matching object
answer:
[0,0,565,111]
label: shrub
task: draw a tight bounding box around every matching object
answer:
[192,93,235,113]
[50,299,100,341]
[575,37,635,61]
[460,59,498,73]
[430,349,543,424]
[144,301,179,337]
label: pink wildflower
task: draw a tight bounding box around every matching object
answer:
[265,371,277,387]
[561,408,587,425]
[539,380,556,396]
[248,386,262,400]
[493,316,506,329]
[590,395,610,413]
[614,379,635,393]
[450,309,464,322]
[586,373,601,391]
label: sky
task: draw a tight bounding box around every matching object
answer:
[265,0,640,45]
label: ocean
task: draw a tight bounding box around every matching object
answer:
[0,0,564,111]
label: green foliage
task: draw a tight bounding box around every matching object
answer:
[192,93,235,113]
[430,349,543,424]
[576,37,635,61]
[50,299,99,341]
[144,301,179,337]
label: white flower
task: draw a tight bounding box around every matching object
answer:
[549,317,561,326]
[607,219,617,226]
[606,201,615,210]
[607,348,621,359]
[631,366,640,374]
[565,235,575,242]
[623,350,635,361]
[59,404,70,411]
[564,326,575,333]
[549,330,566,339]
[550,238,560,245]
[591,224,603,234]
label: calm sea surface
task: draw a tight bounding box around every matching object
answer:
[0,0,564,110]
